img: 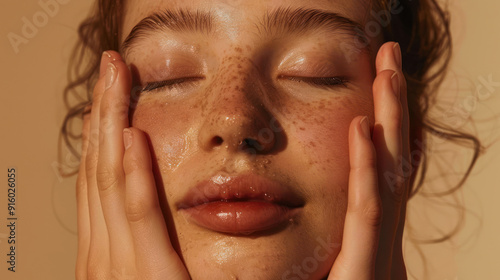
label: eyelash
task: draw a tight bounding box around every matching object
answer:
[141,75,348,93]
[277,75,348,88]
[141,77,204,93]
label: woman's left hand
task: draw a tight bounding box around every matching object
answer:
[328,41,410,280]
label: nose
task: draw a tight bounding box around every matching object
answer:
[198,60,279,155]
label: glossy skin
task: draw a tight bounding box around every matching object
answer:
[76,0,410,279]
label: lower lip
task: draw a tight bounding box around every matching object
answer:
[181,201,301,234]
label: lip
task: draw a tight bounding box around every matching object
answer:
[177,173,304,234]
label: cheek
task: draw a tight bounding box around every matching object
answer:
[288,95,374,174]
[278,94,373,253]
[130,100,198,173]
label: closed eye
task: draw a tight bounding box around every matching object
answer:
[278,75,348,89]
[141,75,347,93]
[141,77,204,93]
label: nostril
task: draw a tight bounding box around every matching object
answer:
[212,136,223,146]
[242,138,263,151]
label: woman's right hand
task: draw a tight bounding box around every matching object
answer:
[75,51,190,280]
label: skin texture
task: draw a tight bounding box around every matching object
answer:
[76,1,410,279]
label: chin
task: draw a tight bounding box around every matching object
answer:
[182,242,335,280]
[173,216,340,280]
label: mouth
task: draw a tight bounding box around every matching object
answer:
[177,172,304,235]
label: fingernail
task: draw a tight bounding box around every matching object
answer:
[99,52,112,78]
[102,51,112,60]
[391,71,400,100]
[105,62,117,91]
[123,128,132,150]
[393,42,402,69]
[360,116,370,139]
[102,51,120,63]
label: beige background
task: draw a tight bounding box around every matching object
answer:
[0,0,499,279]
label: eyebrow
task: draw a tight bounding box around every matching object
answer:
[121,9,214,56]
[121,7,369,57]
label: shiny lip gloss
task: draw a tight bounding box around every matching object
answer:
[177,172,304,235]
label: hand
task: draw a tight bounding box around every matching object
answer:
[75,51,190,280]
[327,42,410,280]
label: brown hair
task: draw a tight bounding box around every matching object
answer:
[59,0,482,268]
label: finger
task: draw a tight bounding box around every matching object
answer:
[372,69,403,279]
[95,51,136,277]
[76,107,91,280]
[373,42,410,279]
[376,42,410,160]
[85,52,113,279]
[376,42,401,73]
[391,44,410,280]
[123,128,190,280]
[329,116,380,280]
[374,46,410,206]
[373,69,404,198]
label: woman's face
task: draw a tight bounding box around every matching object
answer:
[122,0,378,278]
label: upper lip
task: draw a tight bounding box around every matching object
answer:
[176,172,304,209]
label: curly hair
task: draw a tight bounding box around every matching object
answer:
[60,0,482,274]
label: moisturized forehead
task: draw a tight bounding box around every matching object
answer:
[120,0,374,58]
[122,0,372,33]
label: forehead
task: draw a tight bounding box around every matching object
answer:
[121,0,373,42]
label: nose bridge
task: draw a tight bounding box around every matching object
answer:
[216,52,264,103]
[198,51,277,154]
